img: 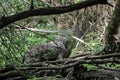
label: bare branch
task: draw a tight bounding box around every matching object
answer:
[0,0,111,29]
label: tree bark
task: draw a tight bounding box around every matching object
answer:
[104,0,120,53]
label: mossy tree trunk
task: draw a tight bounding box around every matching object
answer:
[104,0,120,53]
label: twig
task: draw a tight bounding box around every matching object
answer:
[97,65,120,71]
[25,28,59,33]
[20,59,118,71]
[72,36,95,50]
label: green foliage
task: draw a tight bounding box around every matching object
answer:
[83,64,97,70]
[0,0,57,66]
[0,26,26,67]
[84,32,103,52]
[115,64,120,68]
[74,0,81,3]
[60,0,66,5]
[71,47,78,56]
[25,31,57,45]
[28,78,43,80]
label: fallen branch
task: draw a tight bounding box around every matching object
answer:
[0,0,112,29]
[20,58,120,71]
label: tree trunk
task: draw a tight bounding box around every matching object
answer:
[104,0,120,53]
